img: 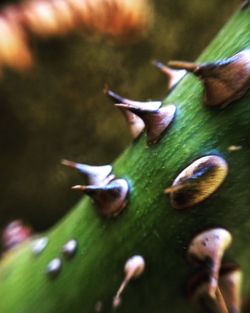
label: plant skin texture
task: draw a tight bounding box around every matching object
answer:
[0,5,250,313]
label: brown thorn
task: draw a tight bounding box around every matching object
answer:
[170,50,250,107]
[61,159,113,185]
[113,256,145,309]
[105,88,162,139]
[168,60,198,72]
[219,266,242,313]
[187,264,241,313]
[104,86,145,139]
[120,109,145,139]
[188,228,232,298]
[152,59,186,89]
[115,103,176,144]
[72,178,129,217]
[215,286,229,313]
[104,88,162,110]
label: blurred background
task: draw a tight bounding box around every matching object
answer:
[0,0,239,241]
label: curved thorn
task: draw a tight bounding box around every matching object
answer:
[187,264,241,313]
[188,228,232,298]
[116,103,176,144]
[169,50,250,107]
[152,59,187,89]
[61,159,113,185]
[105,88,162,110]
[72,178,129,217]
[121,109,145,139]
[168,60,198,72]
[113,256,145,309]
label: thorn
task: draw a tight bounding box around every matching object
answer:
[104,86,145,139]
[113,255,145,309]
[187,264,242,313]
[168,60,198,72]
[61,159,113,185]
[165,155,228,209]
[169,50,250,107]
[219,265,242,313]
[188,228,232,298]
[104,88,162,139]
[215,287,229,313]
[121,109,145,139]
[104,88,162,111]
[152,59,186,89]
[115,103,176,144]
[72,178,129,217]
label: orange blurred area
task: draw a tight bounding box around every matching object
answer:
[0,0,152,70]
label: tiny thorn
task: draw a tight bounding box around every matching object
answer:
[62,159,113,185]
[113,256,145,309]
[188,228,232,297]
[170,50,250,107]
[187,263,242,313]
[71,185,85,190]
[215,287,229,313]
[105,88,162,139]
[121,109,145,139]
[219,265,242,313]
[168,60,198,72]
[104,88,126,104]
[115,102,156,114]
[105,88,162,110]
[72,179,129,217]
[115,103,176,144]
[152,59,165,69]
[113,296,122,309]
[152,59,186,89]
[61,159,77,168]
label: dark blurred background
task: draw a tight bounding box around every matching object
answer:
[0,0,239,235]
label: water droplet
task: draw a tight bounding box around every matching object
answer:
[62,239,77,259]
[46,258,62,278]
[32,237,48,256]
